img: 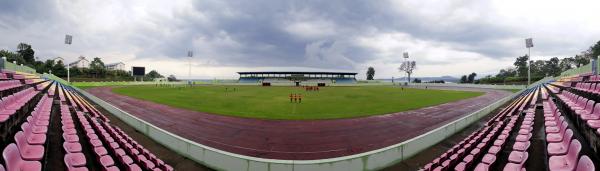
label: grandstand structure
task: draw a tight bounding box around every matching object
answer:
[0,69,172,170]
[420,73,600,171]
[238,71,357,85]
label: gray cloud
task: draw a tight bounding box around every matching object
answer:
[0,0,599,78]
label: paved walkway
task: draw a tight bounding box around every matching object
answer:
[87,86,511,160]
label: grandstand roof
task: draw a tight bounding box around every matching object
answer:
[237,71,357,75]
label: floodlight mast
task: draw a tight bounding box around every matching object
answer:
[65,34,73,83]
[525,38,533,86]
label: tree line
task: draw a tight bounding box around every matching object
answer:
[1,43,168,81]
[475,40,600,84]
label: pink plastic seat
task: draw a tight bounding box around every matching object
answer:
[14,132,44,160]
[504,162,525,171]
[515,133,531,142]
[548,137,574,156]
[576,155,595,171]
[128,164,143,171]
[90,139,103,147]
[142,159,156,170]
[587,120,600,129]
[2,144,42,171]
[454,162,467,171]
[474,163,490,171]
[512,141,530,151]
[115,148,126,156]
[547,121,568,134]
[547,129,573,143]
[94,147,108,157]
[100,155,115,167]
[575,101,595,115]
[64,153,87,170]
[120,155,134,165]
[508,151,528,163]
[481,154,496,164]
[63,133,80,142]
[549,140,582,171]
[63,142,83,153]
[488,146,501,154]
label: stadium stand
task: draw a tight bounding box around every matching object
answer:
[0,71,172,170]
[332,78,356,84]
[238,77,261,83]
[237,71,357,84]
[420,73,600,170]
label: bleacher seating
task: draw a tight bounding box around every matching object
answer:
[262,78,293,83]
[0,71,172,170]
[420,78,600,171]
[238,77,261,83]
[332,78,356,84]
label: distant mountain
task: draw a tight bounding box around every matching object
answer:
[376,76,460,83]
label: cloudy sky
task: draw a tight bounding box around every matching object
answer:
[1,0,600,79]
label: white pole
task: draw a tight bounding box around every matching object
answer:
[527,48,531,87]
[67,65,70,83]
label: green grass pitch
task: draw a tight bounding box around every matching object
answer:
[111,85,484,120]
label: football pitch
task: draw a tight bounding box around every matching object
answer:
[111,85,485,120]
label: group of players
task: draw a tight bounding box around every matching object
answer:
[289,86,324,103]
[289,94,303,103]
[304,86,320,91]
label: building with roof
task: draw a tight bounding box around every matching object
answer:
[68,56,89,68]
[106,62,125,71]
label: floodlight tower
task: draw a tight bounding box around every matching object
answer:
[65,34,73,83]
[525,38,533,86]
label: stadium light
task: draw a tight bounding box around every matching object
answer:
[525,38,533,86]
[65,34,73,83]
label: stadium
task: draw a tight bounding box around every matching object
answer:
[238,71,358,85]
[2,1,600,171]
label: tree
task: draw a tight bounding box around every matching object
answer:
[16,43,35,65]
[52,60,67,77]
[496,68,516,78]
[574,54,590,67]
[146,70,164,79]
[412,78,421,83]
[460,75,467,83]
[590,40,600,59]
[467,73,477,83]
[167,75,178,81]
[545,57,561,76]
[89,57,106,78]
[514,55,529,77]
[559,57,574,72]
[399,61,416,83]
[366,67,375,80]
[530,60,545,77]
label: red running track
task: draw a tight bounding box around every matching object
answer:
[87,86,511,160]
